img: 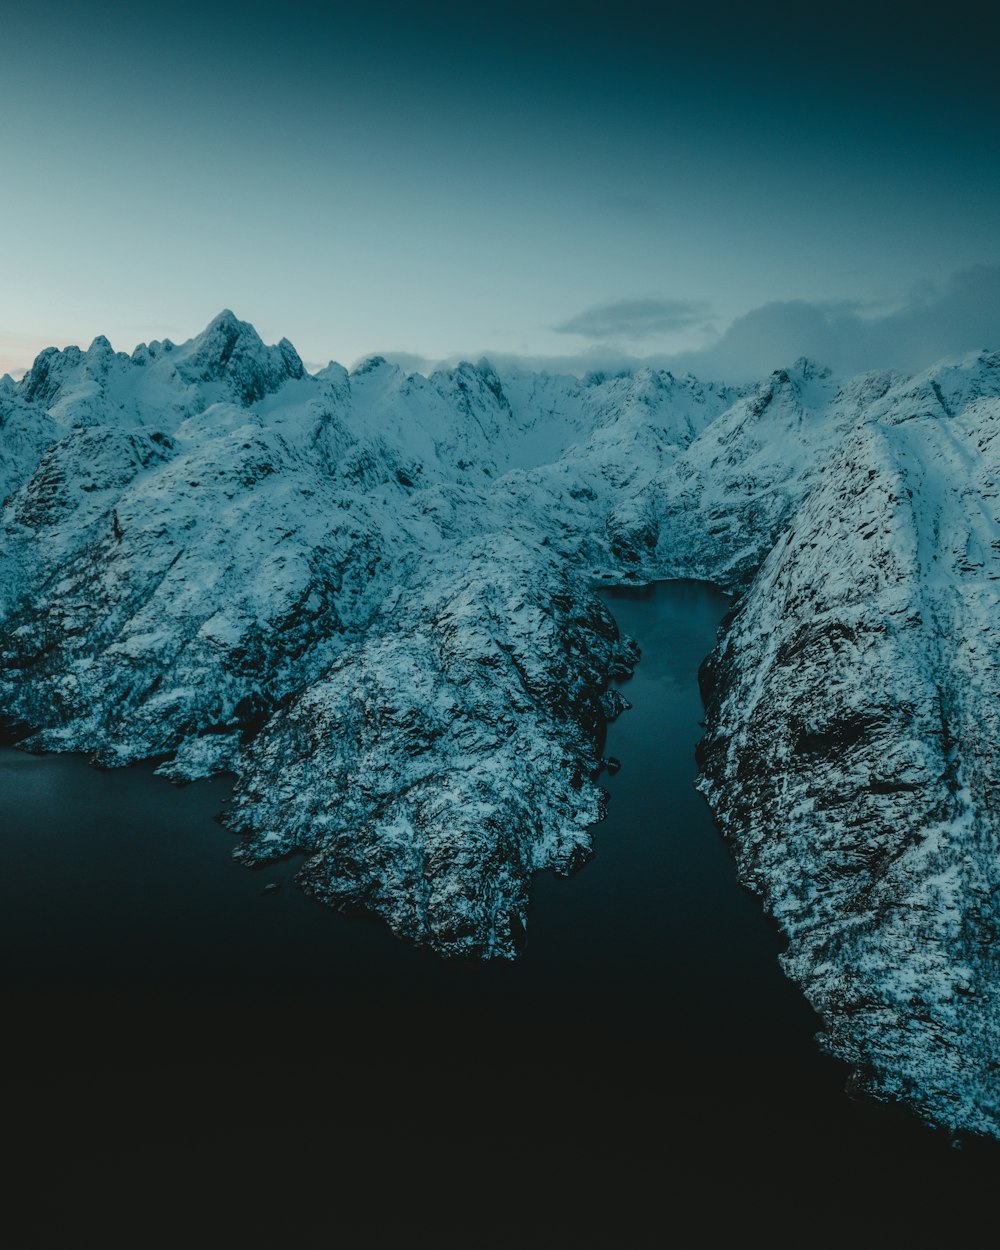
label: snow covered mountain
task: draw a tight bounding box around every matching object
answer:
[697,353,1000,1138]
[3,310,999,1136]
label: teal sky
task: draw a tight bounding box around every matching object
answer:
[3,1,999,379]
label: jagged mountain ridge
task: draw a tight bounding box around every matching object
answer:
[3,311,1000,1135]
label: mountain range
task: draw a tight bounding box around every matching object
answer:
[3,310,998,1138]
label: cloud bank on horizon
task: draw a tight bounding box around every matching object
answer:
[5,264,999,387]
[370,265,1000,383]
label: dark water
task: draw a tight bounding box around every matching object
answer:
[1,581,994,1247]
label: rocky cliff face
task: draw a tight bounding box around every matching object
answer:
[229,536,637,958]
[4,312,1000,1135]
[697,353,1000,1137]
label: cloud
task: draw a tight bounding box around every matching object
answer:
[333,268,1000,384]
[330,270,1000,382]
[875,264,1000,367]
[366,350,446,375]
[448,265,1000,384]
[665,265,1000,380]
[552,297,711,342]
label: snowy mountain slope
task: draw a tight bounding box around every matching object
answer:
[229,536,637,958]
[697,351,1000,1136]
[4,313,1000,1136]
[0,313,733,784]
[0,375,62,506]
[607,359,900,584]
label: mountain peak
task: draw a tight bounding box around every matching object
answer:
[19,344,82,404]
[351,355,392,377]
[177,311,304,404]
[194,310,263,354]
[204,308,244,334]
